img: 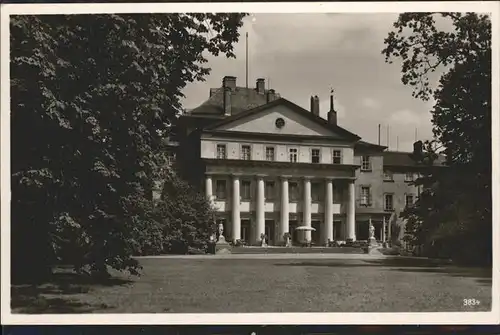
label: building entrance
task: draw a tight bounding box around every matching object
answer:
[289,220,299,245]
[312,220,321,245]
[241,219,250,244]
[265,220,275,245]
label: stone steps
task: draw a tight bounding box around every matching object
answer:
[230,246,364,254]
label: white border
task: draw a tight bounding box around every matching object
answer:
[1,1,499,326]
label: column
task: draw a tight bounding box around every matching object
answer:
[382,216,386,243]
[232,175,241,243]
[279,176,289,244]
[388,213,392,242]
[205,175,213,201]
[303,177,312,242]
[324,178,334,245]
[255,176,265,245]
[346,180,356,241]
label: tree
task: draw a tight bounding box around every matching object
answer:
[11,13,246,282]
[383,13,492,264]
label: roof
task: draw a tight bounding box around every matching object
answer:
[202,97,361,142]
[383,150,446,167]
[355,140,387,152]
[189,86,280,116]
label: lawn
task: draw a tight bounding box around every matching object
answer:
[11,256,492,313]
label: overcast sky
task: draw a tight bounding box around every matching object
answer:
[181,13,442,152]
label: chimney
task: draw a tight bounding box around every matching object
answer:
[310,95,320,116]
[256,78,265,94]
[223,76,236,91]
[327,91,337,125]
[223,86,231,116]
[266,89,276,103]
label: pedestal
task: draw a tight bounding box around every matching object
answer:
[215,236,232,254]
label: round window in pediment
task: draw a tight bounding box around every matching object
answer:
[275,117,285,129]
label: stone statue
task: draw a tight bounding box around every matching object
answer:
[284,232,291,247]
[218,223,224,236]
[368,218,377,246]
[217,223,227,244]
[260,233,267,247]
[369,221,375,240]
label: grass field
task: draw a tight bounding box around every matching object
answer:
[11,256,492,313]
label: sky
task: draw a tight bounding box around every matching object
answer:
[181,13,443,152]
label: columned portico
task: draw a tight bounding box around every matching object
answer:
[232,174,241,242]
[346,180,356,241]
[205,171,357,245]
[255,175,265,244]
[324,178,334,245]
[279,176,289,244]
[303,177,312,242]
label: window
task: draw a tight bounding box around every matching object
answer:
[383,170,394,181]
[405,172,414,182]
[265,146,275,161]
[384,193,394,211]
[265,181,275,200]
[311,183,322,202]
[360,186,371,206]
[361,156,371,171]
[241,145,251,160]
[215,180,227,199]
[241,180,251,200]
[216,144,227,159]
[311,148,320,164]
[406,194,414,207]
[332,150,342,164]
[289,148,298,162]
[289,182,299,201]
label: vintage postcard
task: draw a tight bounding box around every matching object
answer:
[1,1,499,325]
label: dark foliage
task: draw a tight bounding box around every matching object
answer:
[11,13,246,282]
[383,13,492,265]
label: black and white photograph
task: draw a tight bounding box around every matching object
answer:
[1,1,499,325]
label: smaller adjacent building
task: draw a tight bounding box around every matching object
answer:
[167,76,445,246]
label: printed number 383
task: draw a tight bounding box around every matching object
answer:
[463,299,480,306]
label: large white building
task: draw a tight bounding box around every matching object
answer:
[171,76,443,246]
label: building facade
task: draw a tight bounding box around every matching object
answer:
[172,76,441,246]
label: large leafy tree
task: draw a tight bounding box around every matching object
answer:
[11,13,246,282]
[383,13,491,264]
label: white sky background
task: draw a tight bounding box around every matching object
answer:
[181,13,442,152]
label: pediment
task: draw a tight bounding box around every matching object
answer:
[209,101,347,139]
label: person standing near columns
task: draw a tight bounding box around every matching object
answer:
[324,178,334,246]
[232,174,241,243]
[303,177,312,242]
[346,180,356,241]
[279,176,289,245]
[255,175,265,245]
